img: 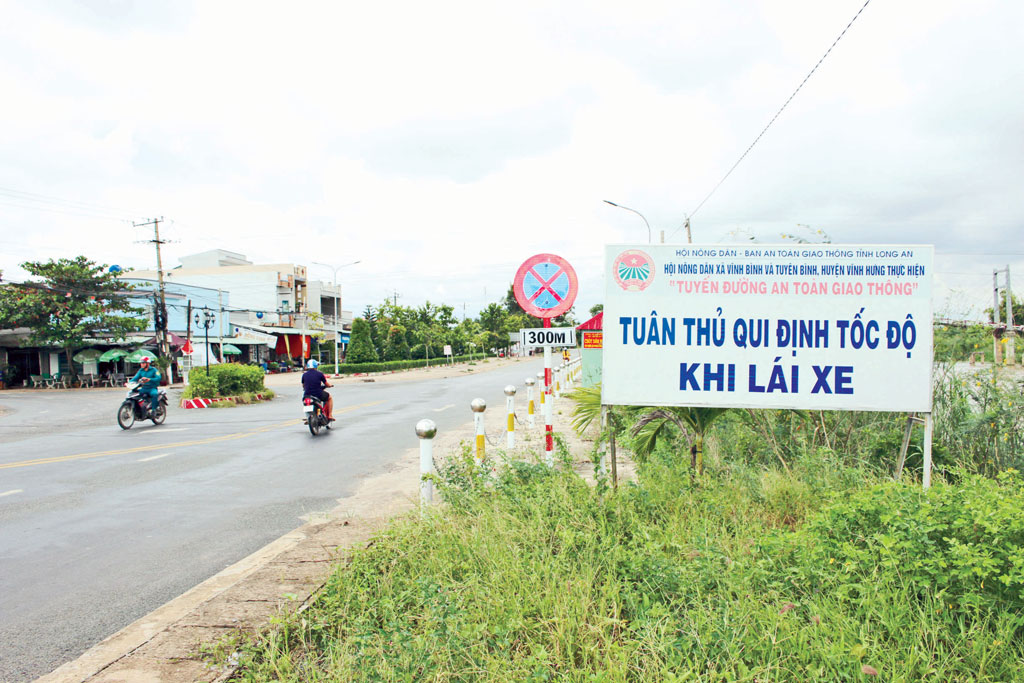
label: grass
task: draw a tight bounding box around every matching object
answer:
[224,444,1024,682]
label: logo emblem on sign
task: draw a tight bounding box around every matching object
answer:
[613,250,654,291]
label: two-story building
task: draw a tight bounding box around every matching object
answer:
[127,249,353,365]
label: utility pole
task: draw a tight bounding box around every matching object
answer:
[135,217,172,382]
[993,266,1016,365]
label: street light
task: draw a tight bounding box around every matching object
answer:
[603,200,651,243]
[194,307,216,376]
[312,260,361,371]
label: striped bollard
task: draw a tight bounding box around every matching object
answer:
[537,370,546,420]
[525,377,536,427]
[471,398,486,466]
[554,363,561,398]
[543,347,554,463]
[415,419,437,507]
[504,385,516,448]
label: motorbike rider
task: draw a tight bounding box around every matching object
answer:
[301,359,334,422]
[126,356,161,415]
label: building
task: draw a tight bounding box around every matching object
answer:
[126,250,353,364]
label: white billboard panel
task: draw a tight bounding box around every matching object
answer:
[603,244,933,412]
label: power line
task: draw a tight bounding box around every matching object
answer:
[670,0,873,239]
[0,186,141,219]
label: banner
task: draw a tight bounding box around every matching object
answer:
[602,244,933,412]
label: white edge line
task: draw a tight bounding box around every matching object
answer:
[0,489,24,497]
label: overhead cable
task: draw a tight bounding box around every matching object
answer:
[670,0,872,240]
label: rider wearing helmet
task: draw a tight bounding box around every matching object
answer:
[127,355,161,414]
[301,359,334,421]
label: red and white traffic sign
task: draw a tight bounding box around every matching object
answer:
[512,253,578,319]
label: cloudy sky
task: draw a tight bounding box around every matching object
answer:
[1,0,1020,321]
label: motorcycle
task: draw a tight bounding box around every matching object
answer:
[117,382,169,430]
[302,395,330,436]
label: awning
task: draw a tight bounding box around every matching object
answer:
[143,332,188,348]
[576,312,603,331]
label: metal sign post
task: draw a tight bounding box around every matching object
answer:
[513,253,579,461]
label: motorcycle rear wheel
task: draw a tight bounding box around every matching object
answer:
[308,408,321,436]
[151,403,167,425]
[117,403,135,430]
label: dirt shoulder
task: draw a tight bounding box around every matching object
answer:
[41,356,632,683]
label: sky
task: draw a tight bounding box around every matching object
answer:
[1,0,1021,322]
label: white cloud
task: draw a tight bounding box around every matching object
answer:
[1,0,1021,322]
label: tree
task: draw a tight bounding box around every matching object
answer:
[987,291,1024,326]
[589,303,603,317]
[631,407,732,474]
[1,257,146,382]
[383,325,411,361]
[347,318,379,363]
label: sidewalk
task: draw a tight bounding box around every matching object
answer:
[38,359,627,683]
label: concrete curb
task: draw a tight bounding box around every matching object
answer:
[180,394,271,409]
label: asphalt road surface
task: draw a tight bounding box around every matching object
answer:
[0,358,545,682]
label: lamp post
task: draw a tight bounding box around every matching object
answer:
[194,307,216,376]
[312,260,361,372]
[603,200,651,243]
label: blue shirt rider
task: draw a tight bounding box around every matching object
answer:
[128,356,161,413]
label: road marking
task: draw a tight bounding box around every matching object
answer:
[433,404,455,412]
[138,427,188,434]
[0,400,386,470]
[0,489,23,497]
[138,452,173,462]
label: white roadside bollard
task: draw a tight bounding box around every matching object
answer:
[471,398,487,466]
[525,377,536,428]
[416,419,437,507]
[537,370,546,419]
[504,385,516,448]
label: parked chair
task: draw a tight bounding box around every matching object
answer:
[29,374,44,388]
[111,372,127,387]
[81,373,97,387]
[49,373,69,389]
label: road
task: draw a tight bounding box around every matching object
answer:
[0,358,545,682]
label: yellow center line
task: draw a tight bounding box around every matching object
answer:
[0,400,385,470]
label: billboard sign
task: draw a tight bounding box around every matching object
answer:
[603,244,933,412]
[582,331,603,349]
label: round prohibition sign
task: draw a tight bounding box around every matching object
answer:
[513,253,579,319]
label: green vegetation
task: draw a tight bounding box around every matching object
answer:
[183,363,267,399]
[229,452,1024,681]
[318,353,490,375]
[934,323,993,363]
[223,359,1024,681]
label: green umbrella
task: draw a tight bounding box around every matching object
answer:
[72,348,103,363]
[220,343,242,355]
[99,348,129,362]
[125,348,156,363]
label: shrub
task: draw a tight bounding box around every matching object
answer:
[183,371,217,399]
[801,469,1024,612]
[185,364,265,398]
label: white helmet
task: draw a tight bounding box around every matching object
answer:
[307,359,319,369]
